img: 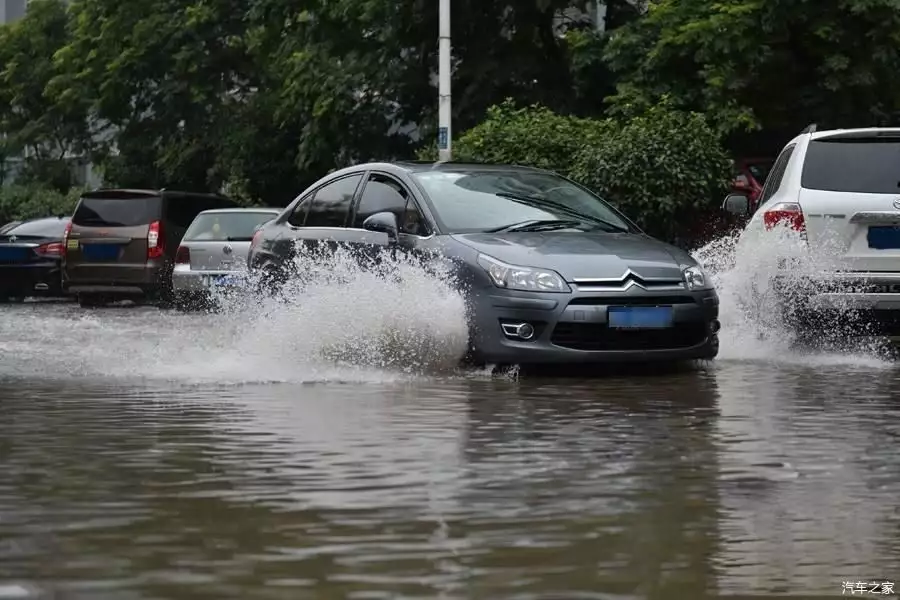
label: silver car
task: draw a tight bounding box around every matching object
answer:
[172,207,280,308]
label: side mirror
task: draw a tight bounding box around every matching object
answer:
[722,193,750,217]
[362,211,399,243]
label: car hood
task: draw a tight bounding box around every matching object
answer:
[450,231,692,282]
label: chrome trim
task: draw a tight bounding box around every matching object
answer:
[571,268,685,292]
[573,282,687,293]
[816,271,900,282]
[808,293,900,310]
[287,226,436,241]
[848,211,900,224]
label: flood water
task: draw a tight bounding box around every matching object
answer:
[2,242,900,599]
[2,302,899,600]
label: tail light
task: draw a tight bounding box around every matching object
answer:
[250,229,263,251]
[61,221,72,257]
[763,202,807,235]
[175,245,190,265]
[36,242,63,257]
[147,220,164,259]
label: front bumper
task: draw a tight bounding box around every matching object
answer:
[470,285,719,365]
[773,272,900,335]
[0,264,64,297]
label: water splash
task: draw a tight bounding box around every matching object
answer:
[0,244,471,383]
[691,225,891,366]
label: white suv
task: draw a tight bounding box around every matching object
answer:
[723,125,900,338]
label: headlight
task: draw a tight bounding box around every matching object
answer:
[477,254,570,293]
[683,265,712,290]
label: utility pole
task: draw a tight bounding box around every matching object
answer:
[437,0,451,161]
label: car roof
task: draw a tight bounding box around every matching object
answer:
[810,127,900,140]
[396,161,551,174]
[80,188,229,199]
[328,161,553,177]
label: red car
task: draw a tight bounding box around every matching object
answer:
[678,157,774,249]
[731,157,774,212]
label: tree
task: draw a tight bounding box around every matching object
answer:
[604,0,900,149]
[50,0,258,191]
[0,0,91,191]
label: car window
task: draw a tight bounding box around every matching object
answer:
[72,196,163,227]
[305,174,363,228]
[758,144,795,206]
[3,218,69,237]
[353,174,408,228]
[802,138,900,194]
[410,170,632,233]
[352,173,428,235]
[287,196,311,227]
[183,212,277,242]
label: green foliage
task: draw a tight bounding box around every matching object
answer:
[452,99,611,177]
[449,99,731,244]
[604,0,900,138]
[570,103,732,242]
[0,0,90,182]
[0,185,84,226]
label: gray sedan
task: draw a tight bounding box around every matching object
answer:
[247,162,720,366]
[173,207,280,308]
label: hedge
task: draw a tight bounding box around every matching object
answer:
[430,99,732,247]
[0,185,85,226]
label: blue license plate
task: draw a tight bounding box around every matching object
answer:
[82,244,121,261]
[0,246,28,262]
[608,306,674,329]
[213,274,241,287]
[867,226,900,250]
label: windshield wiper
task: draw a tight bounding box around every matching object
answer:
[486,219,584,233]
[493,191,630,233]
[227,236,253,242]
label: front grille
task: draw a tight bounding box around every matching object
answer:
[550,322,708,351]
[567,295,696,306]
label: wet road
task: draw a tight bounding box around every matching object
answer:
[1,302,900,599]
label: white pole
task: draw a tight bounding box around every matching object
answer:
[438,0,451,161]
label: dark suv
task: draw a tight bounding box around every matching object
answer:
[62,189,237,307]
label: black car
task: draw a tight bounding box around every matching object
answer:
[247,162,720,367]
[0,216,71,302]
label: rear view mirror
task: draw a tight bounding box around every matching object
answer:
[722,193,750,217]
[362,211,399,243]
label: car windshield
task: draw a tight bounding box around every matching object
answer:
[183,211,277,242]
[411,170,633,234]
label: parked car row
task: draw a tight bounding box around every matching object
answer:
[1,188,280,308]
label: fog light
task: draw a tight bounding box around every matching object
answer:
[710,320,721,334]
[501,321,535,340]
[516,323,535,340]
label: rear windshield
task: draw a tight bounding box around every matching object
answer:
[4,218,69,237]
[182,211,277,242]
[801,139,900,194]
[72,196,162,227]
